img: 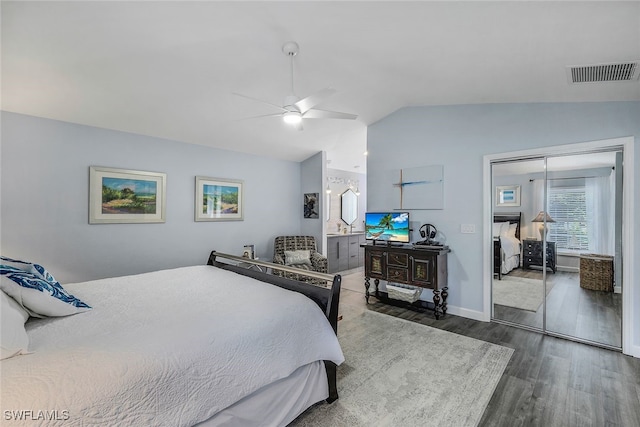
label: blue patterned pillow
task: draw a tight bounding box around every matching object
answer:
[0,263,91,318]
[0,256,59,285]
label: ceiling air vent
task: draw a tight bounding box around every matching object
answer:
[567,61,640,83]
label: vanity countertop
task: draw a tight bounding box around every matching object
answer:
[327,232,365,237]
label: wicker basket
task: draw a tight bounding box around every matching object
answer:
[386,283,422,303]
[579,253,614,292]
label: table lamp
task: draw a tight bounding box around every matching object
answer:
[531,211,555,241]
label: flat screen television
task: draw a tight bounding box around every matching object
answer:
[365,212,410,244]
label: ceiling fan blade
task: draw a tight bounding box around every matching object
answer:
[302,108,358,120]
[294,88,336,113]
[233,92,286,112]
[233,112,282,122]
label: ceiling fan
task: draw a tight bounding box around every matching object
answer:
[234,41,357,131]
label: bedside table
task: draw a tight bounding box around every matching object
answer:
[522,239,556,273]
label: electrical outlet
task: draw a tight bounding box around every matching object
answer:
[461,224,476,234]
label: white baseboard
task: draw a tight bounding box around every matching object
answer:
[614,285,622,294]
[446,305,489,322]
[557,266,579,273]
[626,343,640,359]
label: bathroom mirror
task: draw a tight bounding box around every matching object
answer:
[340,189,358,225]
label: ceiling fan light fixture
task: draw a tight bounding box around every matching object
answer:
[283,111,302,125]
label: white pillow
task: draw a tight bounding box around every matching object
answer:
[492,222,510,238]
[507,222,518,238]
[0,266,91,318]
[284,250,312,266]
[1,290,30,360]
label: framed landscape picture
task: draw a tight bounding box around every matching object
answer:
[195,176,244,221]
[89,166,166,224]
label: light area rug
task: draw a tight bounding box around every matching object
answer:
[291,304,514,427]
[493,275,554,312]
[340,271,366,294]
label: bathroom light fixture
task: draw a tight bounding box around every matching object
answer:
[355,187,360,196]
[326,183,331,194]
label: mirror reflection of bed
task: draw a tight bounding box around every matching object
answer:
[493,213,522,280]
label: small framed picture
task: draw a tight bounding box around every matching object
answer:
[495,185,521,207]
[304,193,319,219]
[195,176,243,221]
[89,166,166,224]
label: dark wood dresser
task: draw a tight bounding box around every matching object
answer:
[522,239,556,273]
[362,244,450,319]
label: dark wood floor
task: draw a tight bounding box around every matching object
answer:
[493,269,622,348]
[339,272,640,427]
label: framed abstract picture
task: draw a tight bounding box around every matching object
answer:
[89,166,166,224]
[392,165,444,210]
[195,176,244,221]
[304,193,319,219]
[495,185,521,207]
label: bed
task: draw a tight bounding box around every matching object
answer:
[0,251,344,426]
[493,213,522,279]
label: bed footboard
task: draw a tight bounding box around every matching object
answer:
[207,250,341,402]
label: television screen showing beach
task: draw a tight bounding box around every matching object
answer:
[102,178,157,214]
[203,184,238,214]
[365,212,410,242]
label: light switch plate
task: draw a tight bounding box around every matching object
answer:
[461,224,476,234]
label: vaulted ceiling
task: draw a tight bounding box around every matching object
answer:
[3,1,639,172]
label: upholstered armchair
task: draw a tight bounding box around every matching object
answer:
[272,236,328,284]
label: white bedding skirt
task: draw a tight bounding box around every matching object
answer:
[196,361,328,427]
[501,255,520,275]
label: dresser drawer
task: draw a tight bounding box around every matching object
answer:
[387,252,409,268]
[387,267,409,283]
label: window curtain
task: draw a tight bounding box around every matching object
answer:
[531,178,545,238]
[585,171,615,255]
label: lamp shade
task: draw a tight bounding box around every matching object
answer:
[531,211,555,223]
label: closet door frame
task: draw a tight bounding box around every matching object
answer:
[482,137,635,356]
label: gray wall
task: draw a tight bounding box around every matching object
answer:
[1,112,302,283]
[367,101,640,339]
[300,151,325,253]
[493,172,538,238]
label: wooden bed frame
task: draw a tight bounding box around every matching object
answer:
[207,250,342,403]
[493,212,522,280]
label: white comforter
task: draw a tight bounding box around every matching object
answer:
[499,235,521,274]
[1,265,344,426]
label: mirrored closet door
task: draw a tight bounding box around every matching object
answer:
[491,149,622,350]
[491,158,546,332]
[544,152,622,348]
